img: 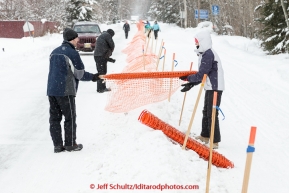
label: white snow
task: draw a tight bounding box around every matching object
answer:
[0,22,289,193]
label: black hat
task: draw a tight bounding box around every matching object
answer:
[107,29,115,37]
[63,28,78,41]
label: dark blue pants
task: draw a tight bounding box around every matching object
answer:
[201,90,223,143]
[49,96,77,147]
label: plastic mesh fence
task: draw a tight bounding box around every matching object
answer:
[104,71,196,113]
[104,22,196,113]
[138,110,234,169]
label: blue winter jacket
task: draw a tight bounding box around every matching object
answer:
[188,30,225,91]
[47,41,93,96]
[152,24,160,31]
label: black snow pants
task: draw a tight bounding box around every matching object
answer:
[125,31,129,39]
[49,96,77,147]
[200,90,223,143]
[94,56,108,92]
[154,30,159,39]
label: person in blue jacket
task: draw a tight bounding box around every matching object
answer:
[47,28,100,153]
[152,21,160,39]
[179,30,225,149]
[143,20,151,33]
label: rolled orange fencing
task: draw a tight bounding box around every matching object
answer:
[138,110,234,169]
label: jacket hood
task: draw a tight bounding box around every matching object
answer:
[194,30,212,53]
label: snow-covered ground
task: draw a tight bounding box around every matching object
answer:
[0,22,289,193]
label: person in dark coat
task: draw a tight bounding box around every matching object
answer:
[123,21,130,39]
[179,30,225,149]
[47,28,100,153]
[93,29,115,93]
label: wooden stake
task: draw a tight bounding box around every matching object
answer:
[144,30,151,56]
[241,126,257,193]
[205,91,218,193]
[179,62,193,126]
[168,53,175,102]
[142,45,145,70]
[156,40,164,71]
[155,38,158,55]
[182,74,207,149]
[162,49,166,72]
[151,34,154,53]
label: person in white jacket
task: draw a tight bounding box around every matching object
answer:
[179,30,225,149]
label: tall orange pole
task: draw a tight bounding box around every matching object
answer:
[206,91,218,193]
[241,126,257,193]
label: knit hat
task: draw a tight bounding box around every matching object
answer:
[63,28,78,41]
[107,29,115,37]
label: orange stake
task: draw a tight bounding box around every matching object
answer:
[206,91,218,193]
[241,127,257,193]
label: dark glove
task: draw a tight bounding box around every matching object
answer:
[179,75,188,81]
[92,73,100,82]
[107,58,116,63]
[180,83,194,92]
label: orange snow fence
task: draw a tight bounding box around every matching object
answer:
[103,71,197,80]
[138,110,234,169]
[103,21,197,113]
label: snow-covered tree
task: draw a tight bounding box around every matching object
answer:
[148,0,179,23]
[256,0,289,54]
[66,0,93,22]
[96,0,118,22]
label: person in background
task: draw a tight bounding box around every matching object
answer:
[47,28,100,153]
[143,20,151,33]
[93,29,115,93]
[123,21,130,39]
[179,30,225,149]
[152,21,160,40]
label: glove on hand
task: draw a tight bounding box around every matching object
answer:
[181,83,194,92]
[179,75,188,81]
[92,73,100,82]
[107,58,116,63]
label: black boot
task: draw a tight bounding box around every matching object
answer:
[54,146,65,153]
[64,144,83,152]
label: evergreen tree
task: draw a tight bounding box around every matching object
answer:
[256,0,289,54]
[98,0,118,22]
[66,0,93,23]
[148,0,179,23]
